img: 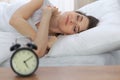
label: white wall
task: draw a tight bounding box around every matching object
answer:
[49,0,74,12]
[0,0,96,11]
[0,0,16,3]
[49,0,96,12]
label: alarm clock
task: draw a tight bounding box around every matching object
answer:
[10,43,39,77]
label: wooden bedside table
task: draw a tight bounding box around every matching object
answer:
[0,66,120,80]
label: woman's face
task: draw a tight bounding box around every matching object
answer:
[58,11,89,35]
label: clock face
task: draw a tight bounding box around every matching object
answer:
[10,48,39,76]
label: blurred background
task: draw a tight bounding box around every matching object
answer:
[50,0,96,11]
[0,0,96,11]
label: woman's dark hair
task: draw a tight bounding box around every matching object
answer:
[75,11,99,29]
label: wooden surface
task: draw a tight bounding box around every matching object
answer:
[1,66,120,80]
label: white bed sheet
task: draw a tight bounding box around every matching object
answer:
[1,50,120,67]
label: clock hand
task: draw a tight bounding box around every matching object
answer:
[25,56,33,62]
[24,61,28,68]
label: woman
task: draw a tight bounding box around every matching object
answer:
[0,0,99,57]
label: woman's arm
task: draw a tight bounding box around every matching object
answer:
[10,0,56,57]
[9,0,44,40]
[34,6,52,57]
[35,6,58,57]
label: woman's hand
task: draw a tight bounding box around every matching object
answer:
[42,6,59,17]
[47,36,58,49]
[51,6,59,16]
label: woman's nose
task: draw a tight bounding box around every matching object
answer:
[70,20,75,24]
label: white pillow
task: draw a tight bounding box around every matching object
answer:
[46,0,120,57]
[118,0,120,6]
[79,0,120,18]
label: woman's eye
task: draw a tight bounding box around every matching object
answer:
[77,15,79,21]
[73,26,76,33]
[77,15,83,22]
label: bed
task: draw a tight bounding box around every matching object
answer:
[0,0,120,67]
